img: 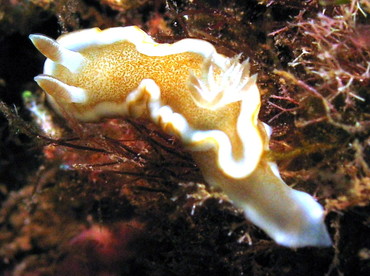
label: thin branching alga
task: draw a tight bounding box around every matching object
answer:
[270,0,369,208]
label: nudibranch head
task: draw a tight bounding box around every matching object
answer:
[31,27,331,248]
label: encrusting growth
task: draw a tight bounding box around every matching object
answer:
[30,26,331,247]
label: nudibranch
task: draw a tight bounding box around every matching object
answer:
[30,26,332,247]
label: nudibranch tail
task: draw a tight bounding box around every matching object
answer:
[243,180,332,247]
[31,26,331,248]
[193,151,332,247]
[240,165,332,247]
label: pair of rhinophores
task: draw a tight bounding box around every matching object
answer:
[30,26,331,247]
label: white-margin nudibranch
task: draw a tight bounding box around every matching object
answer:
[30,26,331,247]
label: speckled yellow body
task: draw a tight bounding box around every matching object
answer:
[30,26,331,247]
[54,41,243,155]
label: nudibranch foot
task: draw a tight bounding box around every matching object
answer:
[30,26,331,248]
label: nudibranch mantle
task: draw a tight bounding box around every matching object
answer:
[30,26,332,248]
